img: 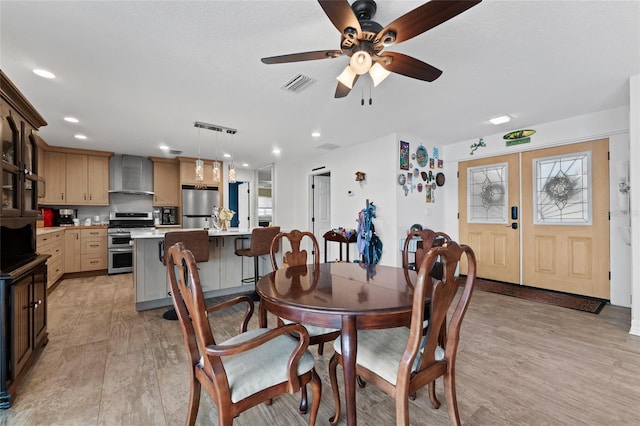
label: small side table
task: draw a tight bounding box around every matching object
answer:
[323,231,357,263]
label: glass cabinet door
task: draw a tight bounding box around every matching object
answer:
[2,112,19,167]
[1,110,21,215]
[22,133,38,216]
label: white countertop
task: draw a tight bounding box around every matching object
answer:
[130,227,252,239]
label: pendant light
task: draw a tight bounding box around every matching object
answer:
[212,130,221,182]
[194,127,206,189]
[228,130,236,184]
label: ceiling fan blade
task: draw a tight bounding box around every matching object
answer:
[376,0,482,46]
[261,50,343,64]
[380,52,442,82]
[318,0,362,39]
[334,75,359,98]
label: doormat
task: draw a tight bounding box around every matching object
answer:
[472,278,608,314]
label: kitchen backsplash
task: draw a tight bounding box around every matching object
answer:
[59,193,155,225]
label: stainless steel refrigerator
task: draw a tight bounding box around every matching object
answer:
[181,186,220,229]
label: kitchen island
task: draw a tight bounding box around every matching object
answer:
[131,228,264,311]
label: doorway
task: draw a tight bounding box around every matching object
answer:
[458,139,610,299]
[310,172,331,259]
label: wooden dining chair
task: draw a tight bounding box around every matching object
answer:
[402,228,451,284]
[270,229,341,413]
[166,241,321,426]
[328,241,477,426]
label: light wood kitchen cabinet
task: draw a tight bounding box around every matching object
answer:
[37,229,65,288]
[64,229,81,273]
[65,153,88,204]
[41,151,66,204]
[80,228,107,271]
[150,157,179,206]
[87,155,109,204]
[179,157,222,187]
[40,149,111,206]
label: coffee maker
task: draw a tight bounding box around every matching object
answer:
[161,207,177,225]
[54,208,76,226]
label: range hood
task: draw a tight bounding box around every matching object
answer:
[109,154,155,195]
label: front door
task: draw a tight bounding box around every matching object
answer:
[458,154,520,282]
[458,139,610,299]
[521,139,610,298]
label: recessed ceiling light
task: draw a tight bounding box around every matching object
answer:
[74,134,87,140]
[33,69,55,79]
[64,116,79,123]
[489,115,512,125]
[311,132,321,138]
[272,148,281,155]
[159,144,169,151]
[242,163,249,167]
[223,153,231,158]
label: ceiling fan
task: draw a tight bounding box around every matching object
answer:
[261,0,482,98]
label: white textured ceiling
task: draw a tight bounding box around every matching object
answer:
[1,1,639,169]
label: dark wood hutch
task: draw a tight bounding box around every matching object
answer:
[1,70,49,408]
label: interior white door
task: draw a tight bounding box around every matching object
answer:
[312,174,331,259]
[238,182,250,228]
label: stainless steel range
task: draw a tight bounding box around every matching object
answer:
[107,212,154,274]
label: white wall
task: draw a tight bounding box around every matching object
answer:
[629,74,640,335]
[276,134,400,265]
[442,106,632,308]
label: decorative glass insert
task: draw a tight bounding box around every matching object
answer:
[533,151,591,225]
[467,162,508,223]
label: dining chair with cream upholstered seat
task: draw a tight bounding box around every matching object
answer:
[166,241,321,426]
[270,229,341,413]
[328,241,477,426]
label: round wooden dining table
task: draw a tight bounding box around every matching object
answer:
[257,262,419,426]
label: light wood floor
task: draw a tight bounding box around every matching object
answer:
[2,273,639,425]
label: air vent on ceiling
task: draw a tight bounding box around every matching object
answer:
[169,149,182,155]
[317,143,340,150]
[281,74,316,93]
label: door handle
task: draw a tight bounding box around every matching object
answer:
[507,223,518,229]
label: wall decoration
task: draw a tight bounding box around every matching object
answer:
[400,141,410,170]
[470,137,486,155]
[416,145,428,167]
[425,186,432,203]
[504,129,536,147]
[417,183,423,192]
[436,172,445,187]
[438,159,444,168]
[421,171,428,181]
[355,171,366,182]
[398,173,406,185]
[432,147,439,159]
[429,158,435,168]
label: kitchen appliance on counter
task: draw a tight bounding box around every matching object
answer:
[54,208,77,226]
[107,211,154,274]
[181,186,220,229]
[161,207,178,225]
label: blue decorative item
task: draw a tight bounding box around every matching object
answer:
[470,138,486,155]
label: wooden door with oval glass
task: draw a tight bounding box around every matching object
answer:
[458,139,610,299]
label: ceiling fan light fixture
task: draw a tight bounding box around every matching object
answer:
[350,50,372,75]
[337,65,357,89]
[369,62,391,87]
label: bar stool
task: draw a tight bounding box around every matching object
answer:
[234,226,280,301]
[159,230,210,319]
